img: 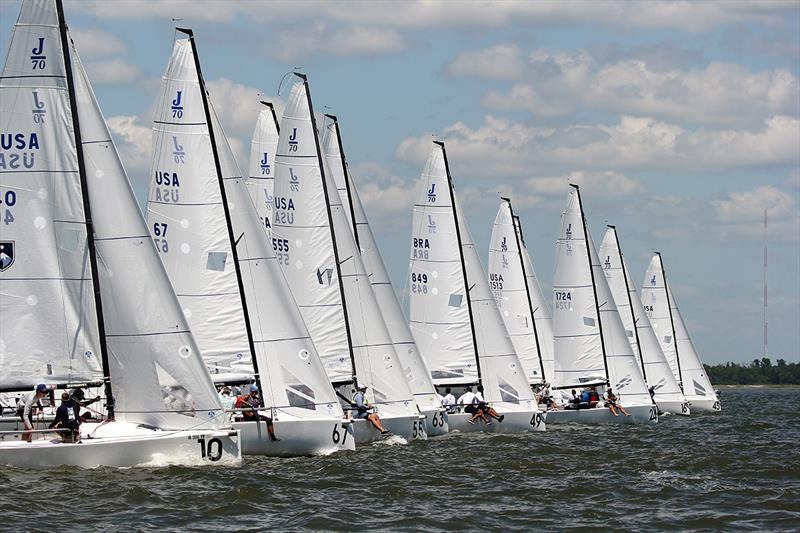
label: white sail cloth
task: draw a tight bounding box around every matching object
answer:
[2,0,225,430]
[552,189,651,406]
[322,119,440,412]
[598,228,685,406]
[146,42,341,418]
[488,200,552,385]
[245,106,280,234]
[272,78,415,416]
[642,254,718,405]
[409,143,535,406]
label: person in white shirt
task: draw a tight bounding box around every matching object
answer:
[457,387,490,424]
[16,383,50,442]
[440,388,456,413]
[471,385,504,425]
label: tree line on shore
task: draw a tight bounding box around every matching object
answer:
[705,358,800,385]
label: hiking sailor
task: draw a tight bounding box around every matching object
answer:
[353,385,390,436]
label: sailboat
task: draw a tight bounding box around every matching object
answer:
[409,142,544,433]
[547,186,657,424]
[272,75,422,444]
[0,0,240,467]
[322,115,448,436]
[146,32,353,456]
[598,227,689,415]
[246,101,280,233]
[642,253,721,412]
[487,198,555,388]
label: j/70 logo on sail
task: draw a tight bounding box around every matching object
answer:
[30,38,45,69]
[171,91,184,119]
[32,91,46,123]
[260,152,270,175]
[0,241,14,272]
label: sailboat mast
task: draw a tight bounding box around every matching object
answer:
[504,199,546,383]
[657,252,684,389]
[325,115,360,249]
[57,0,115,418]
[439,142,482,386]
[179,28,261,389]
[300,76,358,386]
[610,225,648,382]
[572,184,610,384]
[260,100,280,134]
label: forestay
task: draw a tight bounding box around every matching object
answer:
[272,77,415,416]
[642,254,718,404]
[410,143,535,406]
[488,200,547,385]
[322,117,440,412]
[0,0,102,389]
[599,228,684,406]
[147,41,340,417]
[146,39,251,381]
[245,103,280,234]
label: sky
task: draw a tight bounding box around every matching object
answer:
[2,0,798,364]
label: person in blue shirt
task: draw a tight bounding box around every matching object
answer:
[49,392,80,442]
[352,385,390,435]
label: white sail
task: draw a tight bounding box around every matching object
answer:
[488,200,548,385]
[245,104,280,234]
[517,218,556,384]
[553,188,650,406]
[0,0,102,389]
[322,118,440,412]
[146,41,341,419]
[0,0,225,429]
[410,143,535,406]
[599,228,685,408]
[642,254,719,407]
[146,39,251,380]
[272,77,415,417]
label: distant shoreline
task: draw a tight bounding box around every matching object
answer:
[716,384,800,388]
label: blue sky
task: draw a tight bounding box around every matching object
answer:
[2,0,798,364]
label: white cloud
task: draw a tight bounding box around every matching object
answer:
[70,28,127,58]
[449,46,799,126]
[526,171,644,197]
[395,114,800,178]
[272,22,405,60]
[106,114,152,193]
[713,186,797,222]
[85,58,142,84]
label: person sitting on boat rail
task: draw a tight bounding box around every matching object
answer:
[588,386,601,408]
[565,389,581,410]
[353,385,390,435]
[16,383,50,442]
[49,392,81,442]
[217,386,236,411]
[235,385,279,441]
[604,387,630,417]
[472,385,504,425]
[440,387,457,414]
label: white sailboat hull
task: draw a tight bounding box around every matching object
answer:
[352,413,422,445]
[447,407,546,433]
[546,404,658,425]
[688,397,722,413]
[0,421,241,469]
[235,417,355,456]
[420,408,449,436]
[656,399,691,416]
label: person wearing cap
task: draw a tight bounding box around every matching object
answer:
[16,383,50,442]
[235,384,278,441]
[604,386,631,417]
[352,385,390,435]
[68,387,102,421]
[49,392,81,442]
[217,386,236,411]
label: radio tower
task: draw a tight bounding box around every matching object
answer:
[763,208,768,359]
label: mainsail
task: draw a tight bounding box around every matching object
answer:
[245,102,280,234]
[322,116,440,413]
[409,142,535,406]
[552,186,651,406]
[642,253,719,407]
[599,227,685,407]
[271,75,415,416]
[1,0,225,429]
[146,37,341,417]
[488,199,552,385]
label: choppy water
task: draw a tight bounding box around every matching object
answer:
[3,387,799,531]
